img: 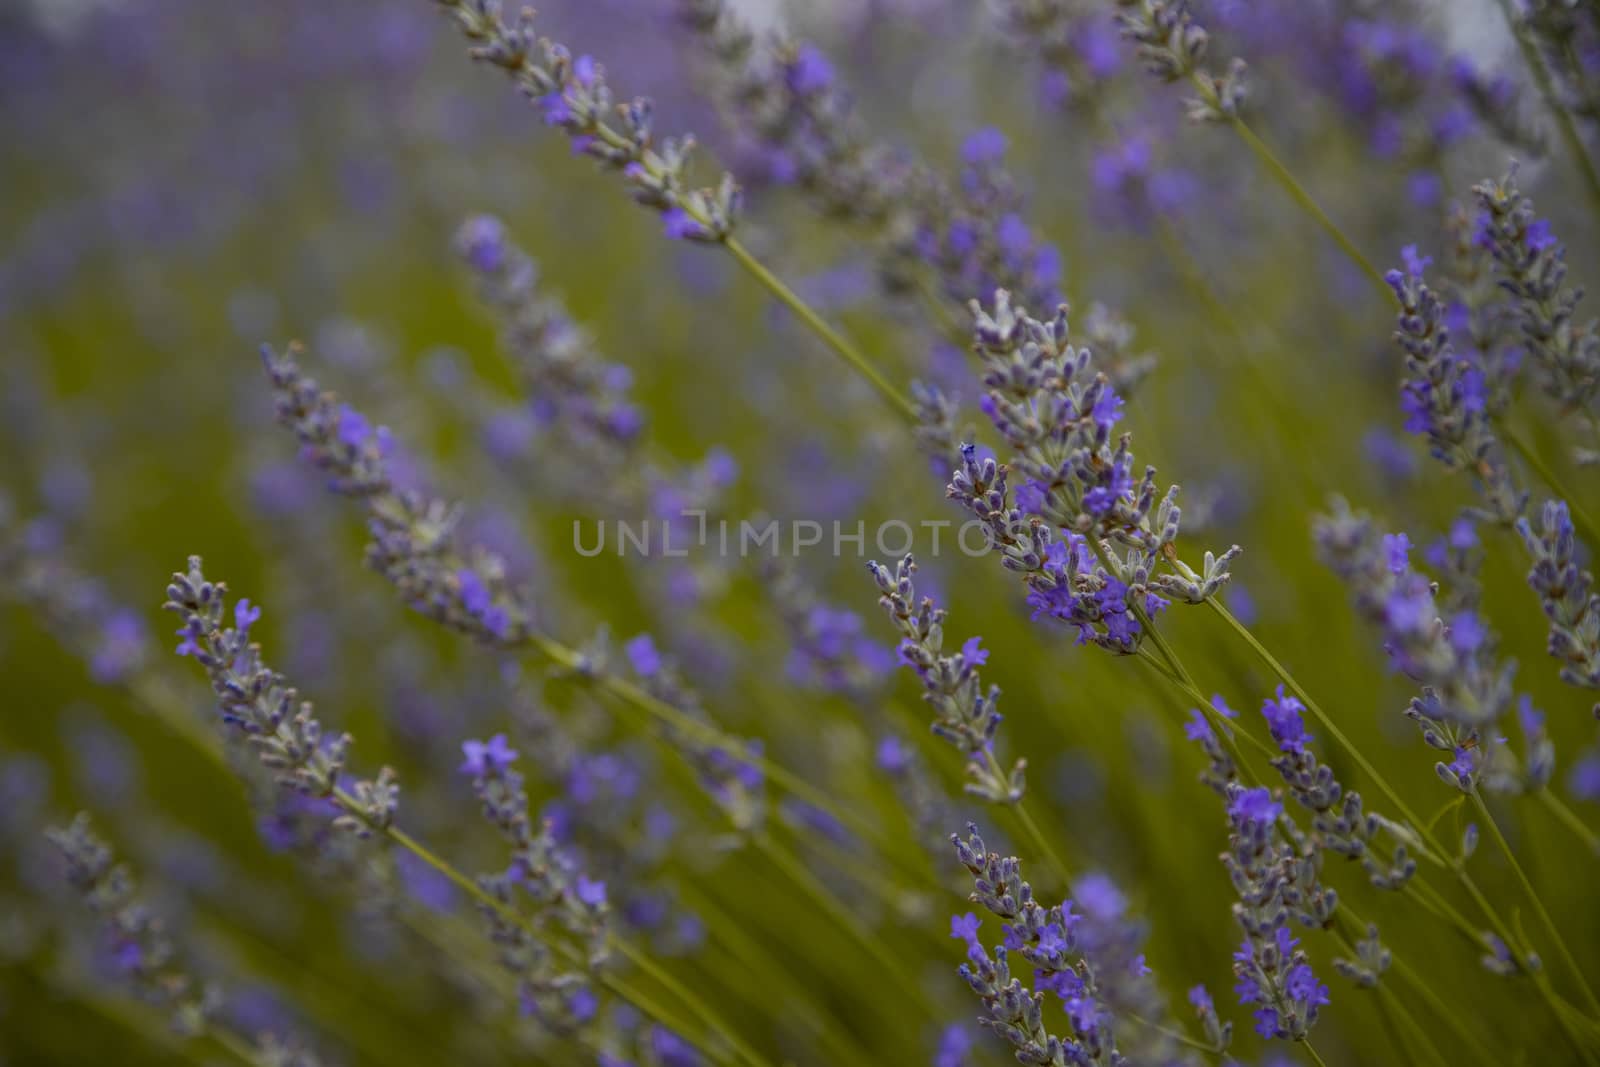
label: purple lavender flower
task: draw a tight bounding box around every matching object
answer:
[1516,499,1600,689]
[868,555,1024,803]
[948,293,1238,654]
[434,2,740,243]
[1473,170,1600,427]
[460,734,519,778]
[952,824,1124,1063]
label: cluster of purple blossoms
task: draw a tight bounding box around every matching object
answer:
[49,814,328,1063]
[677,4,1066,320]
[457,732,612,1029]
[674,0,909,228]
[0,506,150,685]
[263,344,535,648]
[1216,784,1332,1041]
[165,557,399,832]
[1314,502,1516,789]
[1328,21,1528,196]
[1517,499,1600,689]
[947,291,1238,653]
[455,214,645,482]
[868,555,1025,804]
[1257,687,1416,892]
[1386,246,1523,522]
[764,557,894,699]
[951,825,1123,1066]
[990,0,1123,115]
[48,813,220,1037]
[1113,0,1247,123]
[915,129,1065,316]
[1472,169,1600,442]
[432,1,740,243]
[1435,201,1527,417]
[1385,226,1600,692]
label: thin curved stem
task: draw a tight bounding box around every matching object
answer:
[1221,112,1391,303]
[722,236,918,423]
[1471,790,1600,1017]
[1301,1038,1333,1067]
[1126,1012,1218,1056]
[1502,421,1600,548]
[1537,787,1600,854]
[751,832,933,1015]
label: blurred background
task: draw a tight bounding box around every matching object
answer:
[2,0,1599,1064]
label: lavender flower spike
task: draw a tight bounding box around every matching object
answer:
[868,554,1025,803]
[1472,168,1600,444]
[458,732,612,1028]
[163,556,398,835]
[1517,499,1600,689]
[1113,0,1247,122]
[1385,249,1523,523]
[432,0,740,242]
[949,291,1238,653]
[49,813,220,1036]
[951,824,1123,1065]
[262,343,534,648]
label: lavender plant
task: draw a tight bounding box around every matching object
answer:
[9,0,1600,1064]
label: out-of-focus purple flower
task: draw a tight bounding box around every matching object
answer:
[460,734,518,778]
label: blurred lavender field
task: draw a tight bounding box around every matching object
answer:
[4,1,1600,1065]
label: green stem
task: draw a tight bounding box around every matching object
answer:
[1222,113,1391,303]
[722,236,917,423]
[985,748,1073,886]
[1125,1012,1218,1056]
[1301,1038,1333,1067]
[752,832,932,1016]
[613,940,774,1067]
[1471,789,1600,1017]
[1537,787,1600,854]
[1502,421,1600,548]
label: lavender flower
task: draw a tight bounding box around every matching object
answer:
[0,505,151,685]
[614,633,768,834]
[1216,784,1331,1041]
[458,732,612,1029]
[163,556,398,834]
[991,0,1123,114]
[1472,169,1600,438]
[1385,249,1522,522]
[1256,686,1416,891]
[433,1,741,242]
[455,214,645,481]
[1113,0,1247,122]
[48,813,220,1036]
[869,555,1025,803]
[676,0,909,227]
[263,344,535,647]
[1316,502,1515,739]
[766,556,894,699]
[1517,499,1600,688]
[951,824,1122,1065]
[947,291,1237,652]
